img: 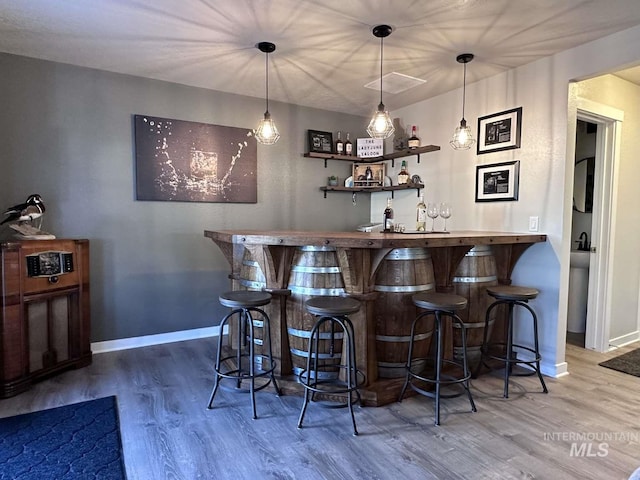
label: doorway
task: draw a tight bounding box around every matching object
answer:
[567,97,623,352]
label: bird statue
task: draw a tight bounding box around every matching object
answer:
[1,194,46,225]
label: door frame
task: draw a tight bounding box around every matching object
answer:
[574,97,623,352]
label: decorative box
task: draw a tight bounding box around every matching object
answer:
[352,162,385,188]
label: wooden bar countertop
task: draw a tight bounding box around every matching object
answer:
[204,229,546,248]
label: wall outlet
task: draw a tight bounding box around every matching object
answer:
[529,216,539,232]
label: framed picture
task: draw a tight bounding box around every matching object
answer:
[353,162,385,187]
[475,160,520,202]
[477,107,522,154]
[308,130,333,153]
[134,114,257,203]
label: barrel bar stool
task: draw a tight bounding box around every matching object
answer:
[399,292,477,426]
[476,285,548,398]
[207,290,281,419]
[297,296,363,436]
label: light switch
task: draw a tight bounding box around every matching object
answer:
[529,216,539,232]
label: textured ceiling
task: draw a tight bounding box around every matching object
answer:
[2,0,640,116]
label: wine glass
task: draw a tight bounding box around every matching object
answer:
[439,202,452,232]
[427,203,439,232]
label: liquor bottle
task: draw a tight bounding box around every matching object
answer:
[408,125,420,149]
[397,160,410,185]
[345,132,353,156]
[383,197,394,233]
[416,194,427,231]
[335,131,344,155]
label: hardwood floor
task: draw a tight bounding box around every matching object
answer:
[1,339,639,480]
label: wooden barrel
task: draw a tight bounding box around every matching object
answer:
[237,249,267,356]
[286,246,345,380]
[452,245,498,369]
[374,247,435,378]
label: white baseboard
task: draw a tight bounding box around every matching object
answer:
[91,326,221,354]
[609,331,640,349]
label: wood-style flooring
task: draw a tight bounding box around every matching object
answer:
[1,338,638,480]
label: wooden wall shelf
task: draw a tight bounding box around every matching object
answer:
[319,183,424,198]
[304,144,440,167]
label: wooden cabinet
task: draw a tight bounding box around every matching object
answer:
[304,145,440,198]
[0,239,91,398]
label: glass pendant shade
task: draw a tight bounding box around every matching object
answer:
[255,111,280,145]
[368,25,395,140]
[450,118,475,149]
[255,42,279,145]
[367,103,395,139]
[450,53,476,150]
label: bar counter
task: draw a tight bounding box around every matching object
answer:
[205,229,546,405]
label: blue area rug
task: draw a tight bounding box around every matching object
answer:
[0,396,126,479]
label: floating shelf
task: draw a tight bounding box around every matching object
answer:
[319,183,424,199]
[304,145,440,167]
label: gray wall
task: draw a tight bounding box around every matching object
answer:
[0,53,370,341]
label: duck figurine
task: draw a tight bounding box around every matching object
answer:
[1,194,46,225]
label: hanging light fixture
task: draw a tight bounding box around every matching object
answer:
[367,25,395,139]
[255,41,280,145]
[450,53,476,150]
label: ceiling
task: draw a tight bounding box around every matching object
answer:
[2,0,640,116]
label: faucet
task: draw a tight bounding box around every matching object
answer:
[576,231,589,251]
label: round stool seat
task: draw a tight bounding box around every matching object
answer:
[305,296,361,316]
[219,290,272,308]
[412,292,468,312]
[486,285,538,302]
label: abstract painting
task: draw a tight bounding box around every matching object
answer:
[134,115,257,203]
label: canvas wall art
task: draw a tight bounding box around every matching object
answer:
[134,115,257,203]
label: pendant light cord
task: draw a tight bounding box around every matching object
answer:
[265,51,270,114]
[379,36,384,105]
[462,61,467,119]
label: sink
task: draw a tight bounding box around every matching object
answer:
[568,250,590,333]
[570,250,590,269]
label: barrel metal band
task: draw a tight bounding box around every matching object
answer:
[465,246,493,256]
[385,248,430,260]
[452,276,497,283]
[290,265,341,273]
[288,327,345,340]
[293,366,338,380]
[239,279,266,289]
[452,318,497,329]
[376,332,432,342]
[290,347,342,360]
[299,245,336,252]
[374,283,435,293]
[288,286,345,296]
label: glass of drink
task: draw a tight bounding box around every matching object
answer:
[439,202,452,231]
[427,203,439,232]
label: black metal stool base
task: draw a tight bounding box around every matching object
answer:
[297,296,363,436]
[475,286,548,398]
[208,291,280,419]
[399,292,477,426]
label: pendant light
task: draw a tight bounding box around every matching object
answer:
[450,53,476,150]
[255,42,280,145]
[367,25,395,139]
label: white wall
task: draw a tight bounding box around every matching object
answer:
[385,24,640,375]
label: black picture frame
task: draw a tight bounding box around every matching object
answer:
[308,130,333,153]
[475,160,520,202]
[477,107,522,154]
